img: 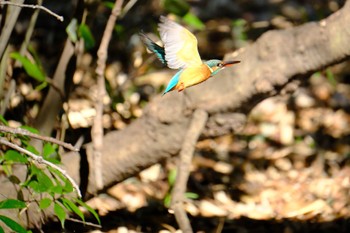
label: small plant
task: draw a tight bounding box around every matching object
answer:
[0,123,100,232]
[164,168,199,207]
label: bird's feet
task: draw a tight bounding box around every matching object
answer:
[177,82,185,92]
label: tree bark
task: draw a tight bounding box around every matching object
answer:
[83,1,350,194]
[1,1,349,229]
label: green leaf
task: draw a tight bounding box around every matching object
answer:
[0,215,27,233]
[66,18,78,43]
[79,24,95,50]
[0,226,4,233]
[61,198,85,222]
[51,185,63,195]
[4,150,28,163]
[0,199,26,209]
[39,198,52,210]
[63,178,74,194]
[21,164,39,188]
[163,193,171,207]
[28,180,40,193]
[34,81,47,91]
[43,143,55,157]
[168,169,177,186]
[36,170,54,192]
[232,19,248,42]
[103,1,114,9]
[114,24,125,35]
[183,12,205,30]
[30,164,41,174]
[42,143,60,164]
[75,198,101,225]
[25,145,39,155]
[233,18,246,27]
[28,45,42,69]
[326,68,337,87]
[1,164,12,176]
[46,167,71,194]
[26,166,49,193]
[0,115,8,126]
[54,203,66,228]
[164,0,190,16]
[185,192,199,200]
[49,167,66,182]
[10,53,46,82]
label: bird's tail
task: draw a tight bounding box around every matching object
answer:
[139,32,167,66]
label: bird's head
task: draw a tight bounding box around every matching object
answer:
[205,59,240,76]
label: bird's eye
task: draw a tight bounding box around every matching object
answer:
[217,63,224,68]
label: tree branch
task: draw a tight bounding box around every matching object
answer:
[0,0,25,59]
[0,137,81,198]
[171,109,208,233]
[0,0,64,21]
[92,0,124,189]
[0,125,78,151]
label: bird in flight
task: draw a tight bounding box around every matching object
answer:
[140,16,240,95]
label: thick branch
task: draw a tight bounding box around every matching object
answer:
[83,1,350,194]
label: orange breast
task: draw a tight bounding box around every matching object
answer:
[175,64,211,91]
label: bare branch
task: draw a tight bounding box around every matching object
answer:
[171,109,208,233]
[0,0,24,60]
[16,0,43,61]
[0,0,64,22]
[0,125,78,151]
[92,0,124,189]
[66,217,101,228]
[0,137,82,198]
[0,80,15,116]
[120,0,138,17]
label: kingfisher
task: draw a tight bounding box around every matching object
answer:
[140,16,240,95]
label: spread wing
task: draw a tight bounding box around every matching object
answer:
[158,16,202,70]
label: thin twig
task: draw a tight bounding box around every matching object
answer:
[66,217,101,228]
[0,0,64,22]
[0,125,78,151]
[92,0,124,189]
[171,109,208,233]
[0,79,15,116]
[0,0,24,62]
[120,0,138,18]
[0,137,82,198]
[17,0,42,60]
[0,46,10,100]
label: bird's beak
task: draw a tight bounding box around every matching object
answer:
[222,60,241,67]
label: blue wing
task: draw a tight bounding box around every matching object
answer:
[140,32,167,65]
[163,70,183,95]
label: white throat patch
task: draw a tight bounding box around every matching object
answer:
[205,63,214,73]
